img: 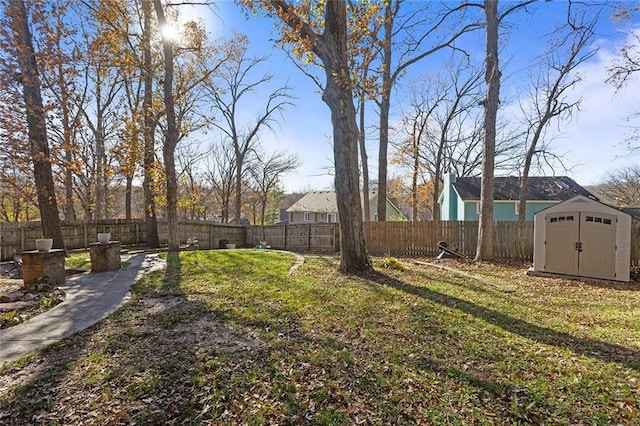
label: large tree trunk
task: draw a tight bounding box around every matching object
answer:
[9,0,64,249]
[57,59,76,221]
[268,0,371,273]
[322,1,370,273]
[141,0,159,248]
[359,95,370,221]
[234,147,243,224]
[377,2,393,222]
[95,110,106,219]
[475,0,499,261]
[154,0,180,252]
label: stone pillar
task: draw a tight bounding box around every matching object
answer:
[90,241,122,272]
[21,249,66,285]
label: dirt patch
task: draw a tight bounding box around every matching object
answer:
[170,315,261,352]
[136,296,262,351]
[0,278,65,330]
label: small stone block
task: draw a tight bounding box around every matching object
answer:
[0,291,25,303]
[0,300,37,312]
[90,241,122,272]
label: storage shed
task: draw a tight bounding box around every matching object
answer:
[532,195,631,282]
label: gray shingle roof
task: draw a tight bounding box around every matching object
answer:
[453,176,596,201]
[286,191,340,213]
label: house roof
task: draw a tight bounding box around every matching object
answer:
[534,194,629,217]
[286,190,404,217]
[286,191,342,213]
[621,207,640,220]
[453,176,596,201]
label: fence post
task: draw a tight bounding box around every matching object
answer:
[334,223,340,252]
[283,224,287,250]
[20,224,25,252]
[242,225,247,248]
[308,223,311,251]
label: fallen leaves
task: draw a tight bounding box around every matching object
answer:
[0,252,639,424]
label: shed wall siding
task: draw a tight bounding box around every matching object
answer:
[615,214,632,281]
[533,213,545,271]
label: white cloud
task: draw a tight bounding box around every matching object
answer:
[556,30,640,185]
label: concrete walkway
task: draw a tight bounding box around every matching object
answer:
[0,253,166,366]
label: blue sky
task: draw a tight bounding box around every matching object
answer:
[181,1,640,193]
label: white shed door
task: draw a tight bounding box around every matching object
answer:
[578,213,616,280]
[544,211,616,279]
[545,212,579,275]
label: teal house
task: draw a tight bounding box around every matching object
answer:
[438,173,596,221]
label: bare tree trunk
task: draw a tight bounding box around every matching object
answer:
[358,95,370,221]
[95,111,106,219]
[475,0,499,262]
[235,146,243,224]
[57,61,76,221]
[9,0,64,249]
[154,0,180,252]
[377,2,393,222]
[411,130,419,221]
[125,175,133,220]
[322,2,369,273]
[64,148,76,221]
[141,0,159,248]
[268,0,371,273]
[518,155,533,222]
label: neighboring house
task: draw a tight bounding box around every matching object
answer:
[286,190,406,223]
[276,193,306,224]
[621,201,640,221]
[438,173,596,221]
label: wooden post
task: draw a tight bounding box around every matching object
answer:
[20,224,25,252]
[283,224,288,250]
[308,223,311,251]
[242,224,247,248]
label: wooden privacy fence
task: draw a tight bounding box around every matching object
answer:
[365,221,534,262]
[249,221,533,261]
[246,223,339,253]
[2,219,640,265]
[0,219,245,261]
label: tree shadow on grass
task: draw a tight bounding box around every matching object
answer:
[6,252,635,423]
[0,251,310,423]
[366,271,640,371]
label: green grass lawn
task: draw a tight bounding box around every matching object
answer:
[64,251,91,269]
[1,250,639,424]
